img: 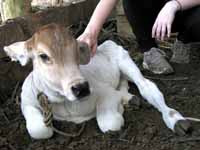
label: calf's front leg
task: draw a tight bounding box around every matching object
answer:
[21,76,54,139]
[22,105,53,139]
[96,86,124,133]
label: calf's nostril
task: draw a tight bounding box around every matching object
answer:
[71,85,80,97]
[71,82,90,98]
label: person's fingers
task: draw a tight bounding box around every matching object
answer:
[91,43,97,57]
[156,23,162,40]
[161,24,167,41]
[167,23,171,38]
[77,35,86,43]
[78,34,92,49]
[152,21,158,38]
[86,38,92,49]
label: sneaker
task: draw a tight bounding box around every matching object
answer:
[170,40,190,64]
[143,48,174,74]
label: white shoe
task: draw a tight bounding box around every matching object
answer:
[143,48,174,74]
[170,40,190,64]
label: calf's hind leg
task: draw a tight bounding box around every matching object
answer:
[116,45,191,135]
[118,78,141,107]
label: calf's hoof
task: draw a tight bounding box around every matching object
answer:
[174,120,192,136]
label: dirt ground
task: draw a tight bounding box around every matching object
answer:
[0,21,200,150]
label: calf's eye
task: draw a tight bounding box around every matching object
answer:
[39,54,50,63]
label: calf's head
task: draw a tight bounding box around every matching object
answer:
[4,23,91,101]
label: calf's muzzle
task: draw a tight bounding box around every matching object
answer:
[71,81,90,99]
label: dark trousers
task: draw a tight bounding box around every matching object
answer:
[123,0,200,52]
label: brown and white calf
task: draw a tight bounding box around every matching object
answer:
[4,23,190,139]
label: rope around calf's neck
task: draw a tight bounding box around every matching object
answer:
[37,92,86,137]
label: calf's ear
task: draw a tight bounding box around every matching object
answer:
[78,42,91,65]
[4,41,31,66]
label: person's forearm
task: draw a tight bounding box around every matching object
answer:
[175,0,200,10]
[85,0,118,36]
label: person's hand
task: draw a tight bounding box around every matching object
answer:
[77,30,98,57]
[77,0,118,56]
[152,0,181,41]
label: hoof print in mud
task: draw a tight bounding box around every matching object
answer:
[174,120,192,136]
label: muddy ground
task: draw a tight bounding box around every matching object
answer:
[0,21,200,150]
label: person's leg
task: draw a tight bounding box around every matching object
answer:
[176,6,200,43]
[170,6,200,63]
[122,0,174,74]
[122,0,200,48]
[122,0,165,52]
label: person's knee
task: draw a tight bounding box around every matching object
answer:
[189,20,200,42]
[178,20,200,43]
[179,6,200,43]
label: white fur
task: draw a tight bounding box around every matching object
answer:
[11,40,186,139]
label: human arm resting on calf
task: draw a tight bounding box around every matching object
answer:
[77,0,118,56]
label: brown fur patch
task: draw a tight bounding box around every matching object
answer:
[169,110,177,117]
[26,23,78,65]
